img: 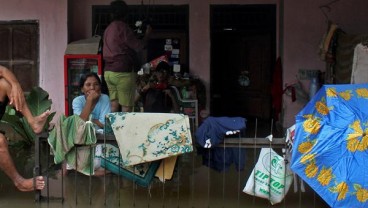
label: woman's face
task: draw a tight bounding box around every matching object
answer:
[81,76,101,95]
[155,71,167,82]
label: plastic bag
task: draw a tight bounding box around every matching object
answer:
[243,148,293,205]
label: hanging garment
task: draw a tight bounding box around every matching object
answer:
[195,116,246,148]
[271,57,283,121]
[334,33,368,84]
[195,116,247,172]
[319,23,338,61]
[47,115,97,175]
[198,147,246,172]
[351,43,368,83]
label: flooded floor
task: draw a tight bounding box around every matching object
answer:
[0,146,329,208]
[0,119,330,207]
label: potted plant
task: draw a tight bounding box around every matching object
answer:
[0,86,55,148]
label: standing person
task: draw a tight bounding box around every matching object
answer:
[68,72,111,176]
[103,0,152,112]
[0,65,50,191]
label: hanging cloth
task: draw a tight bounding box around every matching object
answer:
[47,114,97,175]
[319,23,338,61]
[351,43,368,84]
[271,57,283,121]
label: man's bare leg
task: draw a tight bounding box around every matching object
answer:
[21,108,50,134]
[0,134,45,191]
[94,167,111,177]
[0,78,50,134]
[121,105,132,112]
[110,99,121,112]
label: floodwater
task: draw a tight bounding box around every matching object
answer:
[0,120,329,208]
[0,145,329,208]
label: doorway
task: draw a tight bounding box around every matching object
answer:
[210,5,276,131]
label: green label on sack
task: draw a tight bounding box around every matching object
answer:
[254,170,285,192]
[261,151,285,179]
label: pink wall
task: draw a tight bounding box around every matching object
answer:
[68,0,279,118]
[282,0,368,128]
[1,0,365,127]
[0,0,68,119]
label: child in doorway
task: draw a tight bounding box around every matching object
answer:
[137,61,179,113]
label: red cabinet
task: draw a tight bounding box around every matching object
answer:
[64,54,102,115]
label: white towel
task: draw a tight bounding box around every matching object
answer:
[351,43,368,84]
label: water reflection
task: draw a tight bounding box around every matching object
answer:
[0,145,330,208]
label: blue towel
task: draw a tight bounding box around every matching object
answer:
[195,116,247,172]
[198,147,246,172]
[195,116,246,148]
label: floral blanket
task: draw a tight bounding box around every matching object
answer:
[106,112,193,166]
[96,143,160,187]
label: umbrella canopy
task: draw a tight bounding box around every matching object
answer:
[291,84,368,208]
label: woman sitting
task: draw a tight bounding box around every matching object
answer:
[72,72,111,131]
[66,72,111,176]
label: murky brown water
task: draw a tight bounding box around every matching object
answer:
[0,120,329,207]
[0,144,329,208]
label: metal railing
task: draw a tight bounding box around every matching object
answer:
[34,119,329,208]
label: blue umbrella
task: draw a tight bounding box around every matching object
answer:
[290,84,368,208]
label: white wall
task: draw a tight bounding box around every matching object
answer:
[0,0,68,120]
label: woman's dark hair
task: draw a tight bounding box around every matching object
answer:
[110,0,129,20]
[155,61,172,75]
[79,72,101,89]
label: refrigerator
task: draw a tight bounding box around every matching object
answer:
[64,54,102,116]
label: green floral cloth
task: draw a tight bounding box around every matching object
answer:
[47,114,97,175]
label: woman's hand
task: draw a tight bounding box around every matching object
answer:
[140,82,153,94]
[80,90,101,121]
[86,90,101,104]
[164,89,180,113]
[163,89,173,98]
[92,119,104,129]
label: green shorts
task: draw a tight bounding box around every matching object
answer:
[104,71,137,107]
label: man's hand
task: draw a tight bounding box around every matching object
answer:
[0,65,26,112]
[9,83,25,112]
